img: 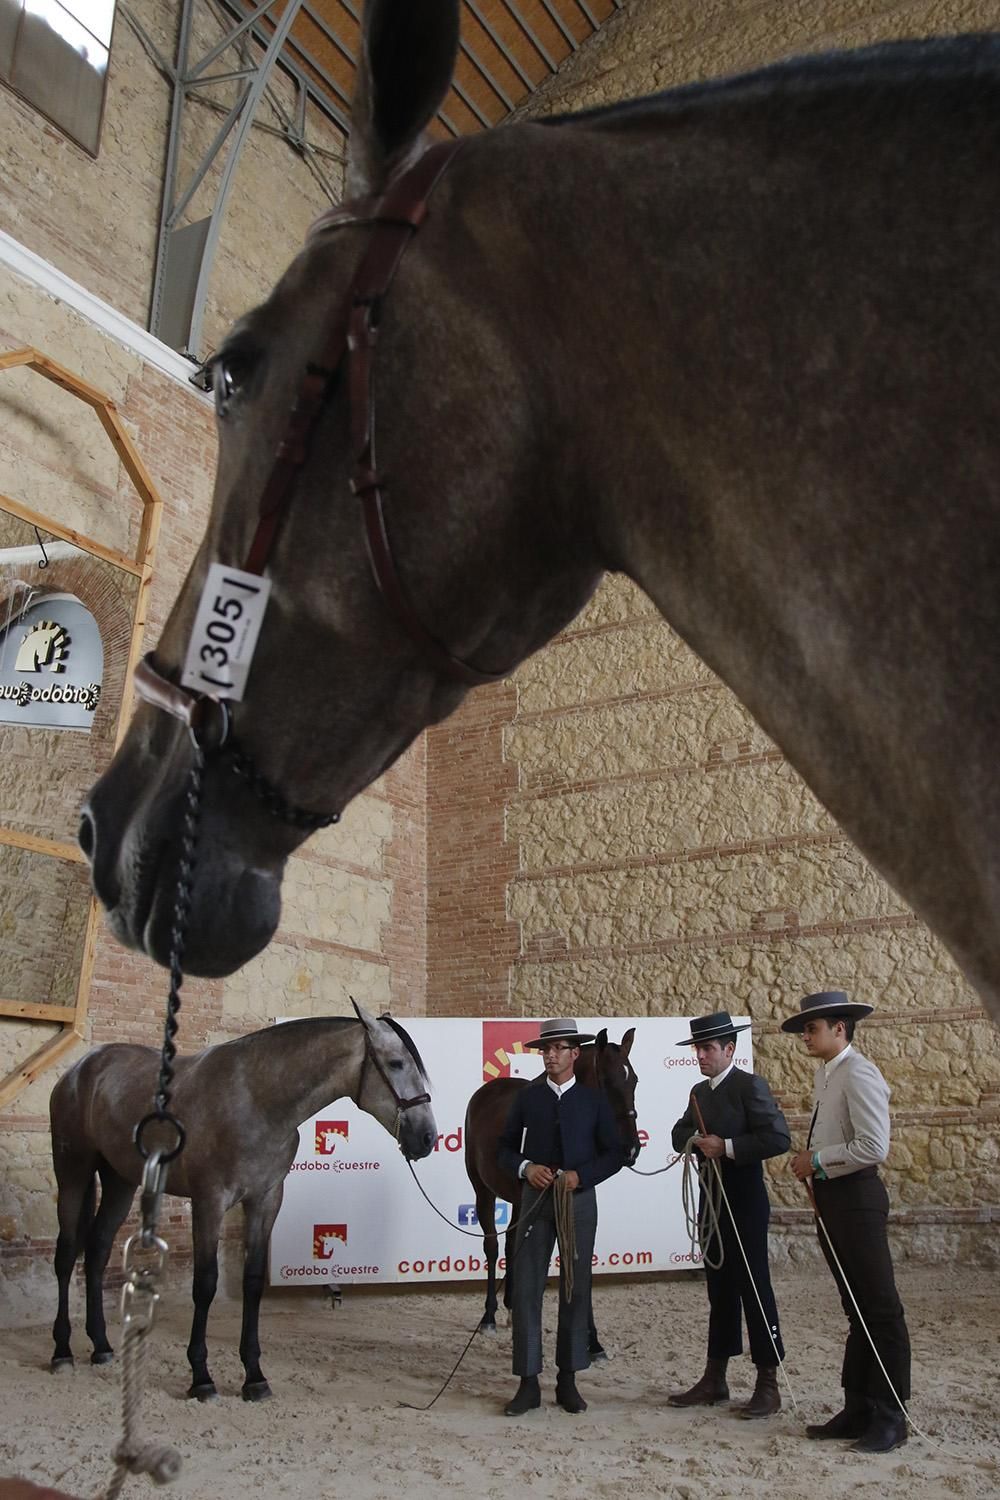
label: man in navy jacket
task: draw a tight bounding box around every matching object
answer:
[498,1018,625,1416]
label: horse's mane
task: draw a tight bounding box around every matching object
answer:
[381,1014,430,1085]
[542,33,998,132]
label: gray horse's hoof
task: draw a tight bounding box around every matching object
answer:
[590,1348,610,1363]
[188,1382,219,1402]
[478,1322,497,1338]
[50,1356,74,1374]
[241,1380,273,1402]
[91,1349,115,1366]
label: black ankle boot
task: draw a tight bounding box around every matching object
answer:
[555,1370,587,1413]
[668,1356,729,1407]
[806,1390,872,1440]
[850,1399,908,1453]
[504,1376,541,1416]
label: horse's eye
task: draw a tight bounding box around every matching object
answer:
[212,354,251,417]
[389,1058,404,1070]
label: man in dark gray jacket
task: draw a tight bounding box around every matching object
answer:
[669,1011,790,1418]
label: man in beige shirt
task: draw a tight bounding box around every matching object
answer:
[784,990,910,1454]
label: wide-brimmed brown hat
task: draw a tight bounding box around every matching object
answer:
[525,1018,595,1049]
[781,990,874,1033]
[675,1011,750,1046]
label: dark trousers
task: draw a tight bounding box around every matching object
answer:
[510,1184,597,1377]
[813,1171,911,1402]
[703,1177,784,1367]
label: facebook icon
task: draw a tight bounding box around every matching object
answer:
[458,1203,511,1228]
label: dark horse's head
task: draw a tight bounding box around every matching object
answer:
[581,1028,641,1167]
[79,0,604,976]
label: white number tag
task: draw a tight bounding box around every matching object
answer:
[180,562,272,701]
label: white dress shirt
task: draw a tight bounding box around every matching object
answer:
[709,1060,736,1160]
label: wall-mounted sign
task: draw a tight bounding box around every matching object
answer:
[0,590,104,731]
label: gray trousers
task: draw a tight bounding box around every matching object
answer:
[511,1184,597,1377]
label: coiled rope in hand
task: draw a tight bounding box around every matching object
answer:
[680,1134,725,1269]
[553,1173,577,1304]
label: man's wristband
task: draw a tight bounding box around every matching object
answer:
[811,1150,828,1181]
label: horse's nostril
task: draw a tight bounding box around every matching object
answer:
[423,1131,435,1150]
[78,810,95,862]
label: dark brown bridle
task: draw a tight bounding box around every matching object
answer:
[134,136,503,827]
[353,1015,431,1142]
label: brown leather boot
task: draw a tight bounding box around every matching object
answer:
[735,1364,780,1419]
[668,1356,729,1406]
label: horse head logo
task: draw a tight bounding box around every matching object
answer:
[312,1224,347,1260]
[16,620,70,674]
[315,1120,349,1155]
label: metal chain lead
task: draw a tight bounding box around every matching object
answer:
[226,738,341,831]
[156,746,205,1114]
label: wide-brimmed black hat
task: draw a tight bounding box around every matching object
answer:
[781,990,874,1033]
[675,1011,750,1047]
[525,1018,595,1049]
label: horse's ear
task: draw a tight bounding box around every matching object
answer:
[350,996,377,1031]
[347,0,461,198]
[621,1027,635,1058]
[596,1027,608,1050]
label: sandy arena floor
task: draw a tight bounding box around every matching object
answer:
[1,1266,997,1499]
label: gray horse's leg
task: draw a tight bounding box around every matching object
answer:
[239,1180,284,1400]
[84,1163,137,1363]
[51,1159,97,1371]
[186,1196,225,1400]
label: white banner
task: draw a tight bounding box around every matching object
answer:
[269,1016,753,1286]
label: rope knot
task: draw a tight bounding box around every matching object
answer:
[113,1440,183,1486]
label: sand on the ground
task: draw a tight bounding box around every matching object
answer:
[1,1265,997,1500]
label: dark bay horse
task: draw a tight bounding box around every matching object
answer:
[464,1028,639,1346]
[80,1,1000,1031]
[48,1004,435,1400]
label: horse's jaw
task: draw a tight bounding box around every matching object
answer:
[83,729,291,977]
[103,829,283,977]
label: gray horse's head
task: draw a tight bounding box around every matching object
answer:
[354,1002,437,1161]
[79,0,602,976]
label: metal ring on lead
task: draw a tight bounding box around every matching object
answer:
[187,694,231,754]
[134,1111,186,1164]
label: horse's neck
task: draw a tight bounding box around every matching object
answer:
[511,58,1000,1008]
[575,1050,597,1088]
[253,1020,365,1128]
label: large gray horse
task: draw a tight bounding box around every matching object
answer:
[49,1005,436,1399]
[81,1,1000,1026]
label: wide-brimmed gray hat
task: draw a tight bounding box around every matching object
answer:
[781,990,874,1033]
[675,1011,750,1046]
[526,1018,595,1049]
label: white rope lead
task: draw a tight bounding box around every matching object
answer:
[811,1199,999,1471]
